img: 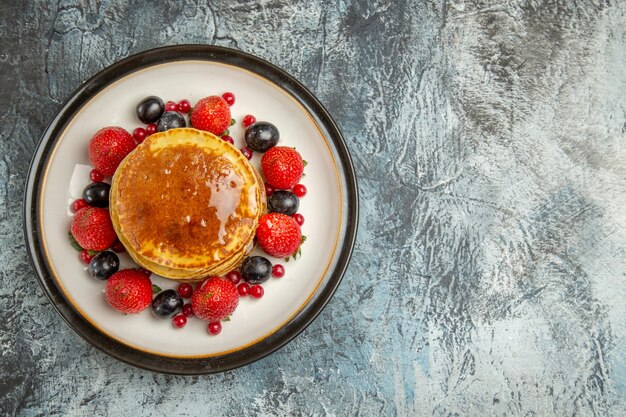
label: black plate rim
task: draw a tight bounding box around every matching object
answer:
[22,44,359,375]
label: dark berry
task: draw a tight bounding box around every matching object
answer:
[265,184,274,197]
[146,123,158,135]
[136,96,164,124]
[177,283,193,298]
[222,92,235,106]
[177,99,191,113]
[222,135,234,145]
[157,111,186,132]
[241,256,272,284]
[244,121,279,152]
[293,213,305,226]
[133,127,147,143]
[111,239,126,253]
[226,271,242,284]
[250,285,264,299]
[268,190,299,215]
[165,101,178,111]
[182,303,194,317]
[241,147,253,160]
[151,289,183,319]
[293,184,307,197]
[237,283,250,297]
[272,264,285,278]
[72,199,88,212]
[82,182,110,208]
[242,114,256,127]
[208,321,222,335]
[80,250,94,264]
[87,251,119,280]
[90,169,104,183]
[172,314,187,328]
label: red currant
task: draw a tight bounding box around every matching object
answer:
[111,239,126,253]
[241,147,253,160]
[242,114,256,127]
[272,264,285,278]
[293,184,307,197]
[250,285,264,299]
[293,213,305,226]
[89,169,104,183]
[226,271,242,284]
[222,135,234,145]
[177,283,193,298]
[137,268,151,277]
[222,92,235,106]
[208,321,222,335]
[133,127,147,143]
[177,99,191,113]
[265,184,274,197]
[165,101,178,111]
[237,282,250,297]
[172,315,187,328]
[72,199,88,212]
[182,303,194,317]
[146,123,158,135]
[80,250,94,264]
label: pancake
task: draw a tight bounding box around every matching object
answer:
[110,128,264,280]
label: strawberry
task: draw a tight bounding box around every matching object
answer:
[190,96,231,135]
[256,213,302,258]
[88,126,136,176]
[105,269,153,314]
[261,147,304,189]
[192,276,239,322]
[70,207,117,251]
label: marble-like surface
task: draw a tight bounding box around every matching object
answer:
[1,1,625,415]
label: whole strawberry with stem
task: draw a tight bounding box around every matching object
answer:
[190,96,231,135]
[105,269,153,314]
[192,276,239,322]
[256,213,302,258]
[71,207,117,251]
[88,126,136,176]
[261,146,304,189]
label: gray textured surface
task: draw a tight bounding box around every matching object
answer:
[1,0,626,415]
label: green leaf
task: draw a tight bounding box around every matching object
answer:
[230,118,236,126]
[223,316,231,322]
[152,284,162,294]
[88,250,100,256]
[301,235,307,243]
[221,129,230,137]
[303,160,308,167]
[68,231,83,251]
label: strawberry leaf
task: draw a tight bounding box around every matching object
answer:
[301,235,307,243]
[68,231,83,251]
[223,316,231,322]
[88,250,100,256]
[221,129,230,137]
[152,284,162,294]
[230,118,236,126]
[303,160,308,167]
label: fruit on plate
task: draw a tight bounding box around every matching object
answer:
[192,276,239,322]
[244,121,280,152]
[136,96,165,124]
[190,96,231,135]
[87,251,120,281]
[261,146,304,189]
[157,111,186,132]
[151,289,183,318]
[88,126,136,176]
[105,269,153,314]
[241,256,272,284]
[268,190,299,215]
[256,213,302,258]
[71,207,117,251]
[82,182,110,208]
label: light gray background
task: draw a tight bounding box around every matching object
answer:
[1,1,625,416]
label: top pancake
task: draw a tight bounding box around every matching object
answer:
[110,128,263,272]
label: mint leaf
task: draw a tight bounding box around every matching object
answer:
[152,284,162,294]
[68,231,83,251]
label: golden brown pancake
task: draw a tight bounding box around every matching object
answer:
[110,128,264,280]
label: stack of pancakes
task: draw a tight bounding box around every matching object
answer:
[110,128,265,281]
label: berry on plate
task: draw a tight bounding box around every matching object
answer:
[136,96,164,124]
[241,256,272,284]
[192,276,239,322]
[88,126,136,176]
[151,289,183,318]
[222,92,235,106]
[256,213,302,258]
[157,111,186,132]
[71,207,117,251]
[244,121,279,152]
[87,251,120,281]
[268,190,299,216]
[261,146,304,189]
[105,269,153,314]
[190,96,231,135]
[82,182,110,208]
